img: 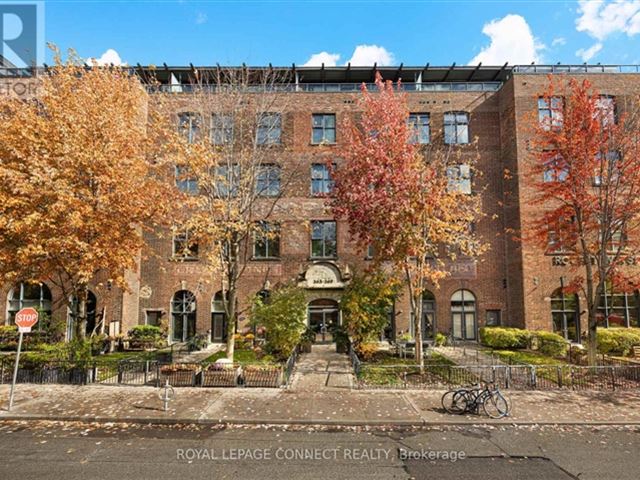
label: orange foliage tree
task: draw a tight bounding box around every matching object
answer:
[329,74,485,368]
[530,78,640,365]
[0,50,178,338]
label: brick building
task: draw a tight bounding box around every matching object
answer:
[3,64,640,345]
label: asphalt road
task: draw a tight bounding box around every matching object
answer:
[0,422,638,480]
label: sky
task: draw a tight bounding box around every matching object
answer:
[41,0,640,67]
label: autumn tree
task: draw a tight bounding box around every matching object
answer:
[0,50,177,338]
[529,78,640,365]
[329,74,485,368]
[161,68,301,360]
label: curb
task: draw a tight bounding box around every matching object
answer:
[2,414,640,428]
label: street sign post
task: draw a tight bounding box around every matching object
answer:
[8,307,39,411]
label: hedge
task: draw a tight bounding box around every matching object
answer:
[479,327,531,349]
[596,328,640,356]
[532,331,568,357]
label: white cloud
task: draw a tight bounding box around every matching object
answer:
[552,37,567,47]
[86,48,125,66]
[468,14,545,65]
[576,42,603,61]
[303,51,341,66]
[196,12,208,25]
[576,0,640,41]
[346,44,394,66]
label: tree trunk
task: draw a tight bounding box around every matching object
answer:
[225,241,240,361]
[74,286,88,340]
[587,307,598,367]
[413,292,424,371]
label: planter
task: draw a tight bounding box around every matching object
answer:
[300,342,312,353]
[336,342,348,354]
[241,365,283,388]
[159,365,199,386]
[200,365,241,387]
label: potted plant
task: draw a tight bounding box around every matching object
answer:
[159,363,200,386]
[200,360,240,387]
[241,364,282,387]
[332,325,350,354]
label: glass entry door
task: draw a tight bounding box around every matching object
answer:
[451,289,477,341]
[308,299,339,343]
[172,290,196,342]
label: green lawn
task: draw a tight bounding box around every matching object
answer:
[357,350,457,386]
[203,348,278,365]
[482,349,566,366]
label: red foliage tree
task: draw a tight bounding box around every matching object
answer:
[530,77,640,364]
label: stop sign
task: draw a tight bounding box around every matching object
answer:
[15,307,39,332]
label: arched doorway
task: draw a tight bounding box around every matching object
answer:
[451,289,477,340]
[7,282,52,325]
[211,291,227,342]
[308,299,339,343]
[551,288,580,342]
[171,290,196,342]
[422,290,436,340]
[67,291,98,339]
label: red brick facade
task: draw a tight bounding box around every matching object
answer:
[3,67,640,344]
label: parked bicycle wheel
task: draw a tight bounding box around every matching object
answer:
[482,390,510,419]
[441,389,468,415]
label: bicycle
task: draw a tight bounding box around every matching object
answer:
[441,382,511,419]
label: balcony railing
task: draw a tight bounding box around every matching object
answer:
[149,81,503,94]
[514,64,640,74]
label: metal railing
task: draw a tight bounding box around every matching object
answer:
[283,346,298,386]
[148,81,503,94]
[0,357,287,388]
[513,64,640,74]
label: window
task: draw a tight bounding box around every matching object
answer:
[211,114,233,145]
[256,164,281,197]
[546,216,575,254]
[444,112,469,144]
[366,244,375,259]
[597,287,640,328]
[171,290,196,342]
[551,289,580,342]
[451,289,476,340]
[67,291,98,339]
[538,97,563,130]
[312,114,336,144]
[595,95,616,126]
[172,230,198,260]
[214,164,240,197]
[175,165,198,194]
[253,222,280,259]
[311,163,334,195]
[486,310,501,327]
[211,291,227,342]
[311,220,337,258]
[7,282,52,325]
[446,164,472,194]
[257,113,281,145]
[422,291,436,339]
[178,112,200,143]
[543,152,568,183]
[145,310,162,327]
[408,113,430,144]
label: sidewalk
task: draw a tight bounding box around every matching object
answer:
[2,382,639,426]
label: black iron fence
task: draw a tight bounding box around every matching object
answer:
[354,362,640,391]
[0,356,290,388]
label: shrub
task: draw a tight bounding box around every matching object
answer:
[128,325,165,349]
[531,331,568,357]
[596,328,640,356]
[250,283,307,361]
[355,342,379,361]
[479,327,531,349]
[434,332,447,347]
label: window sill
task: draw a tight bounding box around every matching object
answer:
[169,257,200,262]
[310,142,337,147]
[309,256,338,261]
[251,257,282,262]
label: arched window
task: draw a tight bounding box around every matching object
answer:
[551,288,580,342]
[171,290,196,342]
[422,290,436,339]
[67,291,98,340]
[451,289,476,340]
[7,282,52,325]
[597,287,640,328]
[211,291,227,342]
